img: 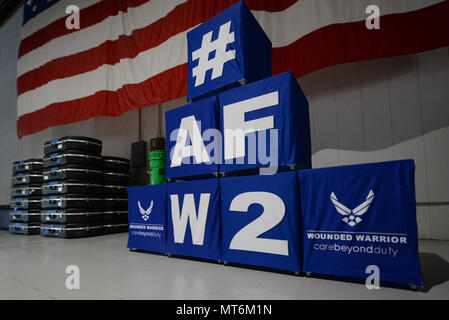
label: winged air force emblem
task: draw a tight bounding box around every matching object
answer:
[330,190,374,227]
[138,200,154,222]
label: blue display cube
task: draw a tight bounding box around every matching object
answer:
[187,0,272,102]
[220,171,301,272]
[219,71,311,174]
[127,184,167,254]
[298,160,424,287]
[166,179,221,261]
[165,96,220,179]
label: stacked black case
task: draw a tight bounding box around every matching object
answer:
[102,156,130,232]
[40,137,129,238]
[9,159,43,235]
[41,137,103,238]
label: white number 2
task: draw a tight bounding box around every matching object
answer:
[229,192,289,256]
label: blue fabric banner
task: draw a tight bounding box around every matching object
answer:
[220,171,301,272]
[127,185,167,254]
[298,160,424,286]
[165,96,219,179]
[187,0,271,102]
[166,179,221,261]
[218,71,311,173]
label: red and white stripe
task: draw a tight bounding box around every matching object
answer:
[17,0,449,137]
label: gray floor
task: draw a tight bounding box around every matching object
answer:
[0,230,448,300]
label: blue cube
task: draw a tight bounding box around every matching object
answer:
[220,171,301,272]
[298,160,424,287]
[219,71,311,174]
[165,96,220,179]
[166,179,221,261]
[187,0,272,102]
[127,184,167,254]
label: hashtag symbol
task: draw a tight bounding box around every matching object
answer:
[192,21,236,87]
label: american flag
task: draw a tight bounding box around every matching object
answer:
[17,0,449,138]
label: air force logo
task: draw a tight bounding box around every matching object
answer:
[330,190,374,227]
[138,200,153,222]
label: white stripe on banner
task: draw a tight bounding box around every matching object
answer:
[17,28,191,117]
[17,0,444,118]
[18,0,188,77]
[19,0,443,77]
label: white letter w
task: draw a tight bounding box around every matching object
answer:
[170,193,211,245]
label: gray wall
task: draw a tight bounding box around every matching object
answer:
[0,8,22,208]
[1,8,448,239]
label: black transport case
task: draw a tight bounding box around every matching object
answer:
[102,156,130,173]
[103,210,128,223]
[10,185,42,198]
[103,198,128,209]
[44,136,102,155]
[44,150,103,168]
[9,210,41,223]
[9,222,40,235]
[41,209,104,223]
[103,185,127,197]
[11,172,43,186]
[43,165,103,182]
[10,197,41,210]
[103,172,130,185]
[12,159,43,174]
[41,195,103,209]
[42,180,103,195]
[40,223,103,239]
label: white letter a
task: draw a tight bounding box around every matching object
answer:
[170,116,210,167]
